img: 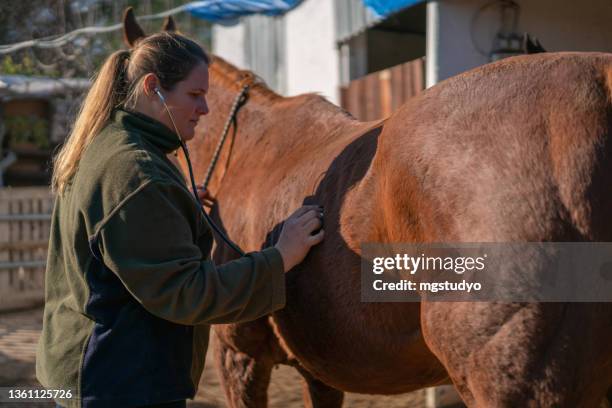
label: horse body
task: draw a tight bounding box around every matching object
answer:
[185,52,612,407]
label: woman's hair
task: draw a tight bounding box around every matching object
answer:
[51,31,209,194]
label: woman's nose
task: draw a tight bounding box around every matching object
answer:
[197,100,209,116]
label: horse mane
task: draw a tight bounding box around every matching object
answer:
[209,54,281,104]
[209,54,355,120]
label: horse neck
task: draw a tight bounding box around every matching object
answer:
[208,59,362,156]
[201,67,374,197]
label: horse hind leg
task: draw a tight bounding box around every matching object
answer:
[295,365,344,408]
[422,302,612,407]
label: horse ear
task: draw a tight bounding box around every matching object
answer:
[122,7,146,48]
[533,37,546,53]
[162,15,176,32]
[523,33,546,54]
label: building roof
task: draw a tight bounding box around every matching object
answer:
[0,75,90,100]
[335,0,426,43]
[187,0,302,22]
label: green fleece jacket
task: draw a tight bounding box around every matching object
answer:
[36,108,285,408]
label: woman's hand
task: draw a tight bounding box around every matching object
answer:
[196,185,216,208]
[274,205,325,272]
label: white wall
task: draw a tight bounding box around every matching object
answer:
[427,0,612,87]
[284,0,340,104]
[427,0,492,87]
[211,21,247,69]
[211,0,341,105]
[520,0,612,52]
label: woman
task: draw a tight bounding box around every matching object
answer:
[36,32,324,408]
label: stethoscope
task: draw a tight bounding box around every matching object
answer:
[154,86,246,257]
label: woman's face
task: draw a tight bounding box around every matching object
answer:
[154,61,209,142]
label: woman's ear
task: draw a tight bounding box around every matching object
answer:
[142,74,160,98]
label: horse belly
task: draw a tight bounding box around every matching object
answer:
[270,247,448,394]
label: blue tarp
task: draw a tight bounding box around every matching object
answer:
[186,0,302,22]
[186,0,424,23]
[363,0,426,19]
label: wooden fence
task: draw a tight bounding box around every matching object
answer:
[0,187,53,312]
[340,57,425,121]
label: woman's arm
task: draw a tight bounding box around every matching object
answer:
[93,180,285,326]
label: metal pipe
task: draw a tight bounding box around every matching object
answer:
[0,214,51,221]
[0,260,46,269]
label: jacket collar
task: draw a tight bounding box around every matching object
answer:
[113,108,182,154]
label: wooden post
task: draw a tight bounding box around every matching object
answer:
[426,386,464,408]
[379,69,392,119]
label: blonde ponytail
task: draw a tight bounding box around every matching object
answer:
[51,49,130,194]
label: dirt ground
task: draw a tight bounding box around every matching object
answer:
[0,307,457,407]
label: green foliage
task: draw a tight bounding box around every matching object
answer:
[1,1,212,78]
[1,53,61,77]
[4,115,50,149]
[1,55,37,76]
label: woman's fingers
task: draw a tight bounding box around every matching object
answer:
[307,229,325,244]
[274,205,326,272]
[303,217,323,233]
[196,186,212,199]
[298,208,324,224]
[201,198,215,208]
[292,205,321,219]
[196,186,216,208]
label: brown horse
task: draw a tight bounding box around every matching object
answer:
[123,11,612,407]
